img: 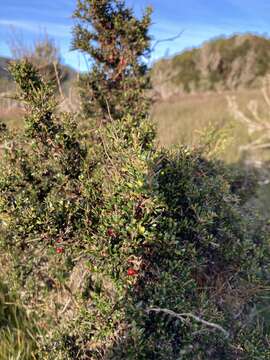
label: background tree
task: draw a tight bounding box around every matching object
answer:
[8,31,69,89]
[72,0,152,123]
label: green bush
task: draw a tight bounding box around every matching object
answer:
[72,0,152,123]
[171,49,200,91]
[0,2,269,359]
[0,61,100,331]
[36,118,269,359]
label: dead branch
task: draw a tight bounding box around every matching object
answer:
[53,61,64,100]
[151,30,185,52]
[227,75,270,159]
[146,307,229,338]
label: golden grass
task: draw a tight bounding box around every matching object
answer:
[0,281,39,360]
[151,88,267,163]
[0,107,24,130]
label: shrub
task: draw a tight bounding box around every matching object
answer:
[0,61,101,336]
[27,113,269,359]
[0,2,270,360]
[72,0,152,123]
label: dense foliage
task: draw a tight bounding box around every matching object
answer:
[72,0,152,123]
[0,60,97,331]
[0,1,269,359]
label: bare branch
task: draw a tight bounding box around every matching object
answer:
[146,307,229,338]
[151,30,185,52]
[53,61,64,100]
[105,98,114,122]
[227,75,270,163]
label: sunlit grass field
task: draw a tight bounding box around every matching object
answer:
[152,88,269,163]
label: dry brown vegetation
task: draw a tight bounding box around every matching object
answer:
[152,34,270,99]
[152,88,268,162]
[0,107,24,129]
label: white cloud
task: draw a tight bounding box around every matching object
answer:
[0,19,72,38]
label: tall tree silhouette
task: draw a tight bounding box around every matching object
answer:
[72,0,152,123]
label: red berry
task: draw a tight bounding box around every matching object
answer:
[107,228,116,238]
[56,247,64,254]
[120,57,126,66]
[127,268,138,276]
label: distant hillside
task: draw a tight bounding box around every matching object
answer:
[152,34,270,99]
[0,57,13,93]
[0,57,11,80]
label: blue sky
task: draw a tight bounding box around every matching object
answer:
[1,0,270,70]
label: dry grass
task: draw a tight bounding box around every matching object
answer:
[151,88,267,163]
[0,86,268,165]
[0,280,39,360]
[0,107,24,130]
[152,88,270,218]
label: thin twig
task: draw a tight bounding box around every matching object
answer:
[53,61,64,100]
[59,298,72,315]
[100,132,118,173]
[105,98,114,122]
[151,30,185,52]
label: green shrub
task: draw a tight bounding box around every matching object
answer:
[171,49,200,91]
[34,116,269,359]
[72,0,152,123]
[0,61,101,333]
[0,3,269,359]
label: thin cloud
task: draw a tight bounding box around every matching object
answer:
[0,19,71,38]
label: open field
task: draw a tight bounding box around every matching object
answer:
[152,88,269,163]
[0,107,24,129]
[151,87,270,218]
